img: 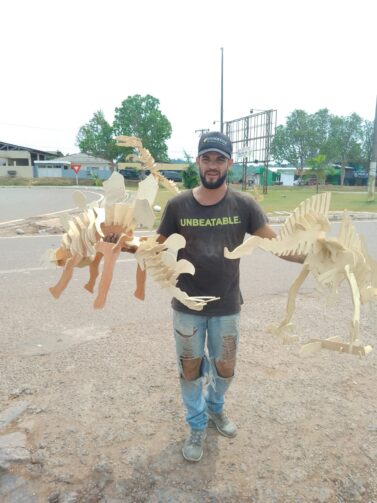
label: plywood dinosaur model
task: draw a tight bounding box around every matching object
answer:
[225,192,377,356]
[48,137,218,311]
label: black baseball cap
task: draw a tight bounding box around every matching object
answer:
[198,131,232,159]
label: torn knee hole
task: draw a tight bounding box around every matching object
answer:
[215,358,236,378]
[220,335,237,361]
[180,357,201,380]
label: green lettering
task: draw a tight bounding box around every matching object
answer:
[199,219,205,226]
[223,217,229,224]
[234,215,240,223]
[216,218,223,225]
[205,219,212,226]
[193,219,198,226]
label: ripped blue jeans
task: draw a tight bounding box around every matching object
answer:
[173,309,240,431]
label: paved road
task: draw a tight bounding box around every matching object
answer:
[0,219,376,356]
[0,187,103,224]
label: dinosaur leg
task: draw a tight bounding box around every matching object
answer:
[93,242,121,309]
[49,254,82,299]
[344,264,361,349]
[84,252,103,293]
[269,265,310,344]
[134,264,147,300]
[278,265,310,330]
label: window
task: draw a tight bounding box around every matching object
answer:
[16,158,29,166]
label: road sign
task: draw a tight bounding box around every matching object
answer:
[71,164,81,174]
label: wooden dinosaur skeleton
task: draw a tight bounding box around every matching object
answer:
[48,137,217,311]
[225,192,377,356]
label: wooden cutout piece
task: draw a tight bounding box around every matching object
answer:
[133,199,155,229]
[134,265,147,300]
[136,174,159,206]
[84,252,103,293]
[102,172,127,205]
[49,254,83,298]
[93,241,122,309]
[300,338,373,357]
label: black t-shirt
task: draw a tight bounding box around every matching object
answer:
[157,187,267,315]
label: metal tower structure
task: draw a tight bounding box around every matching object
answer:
[225,109,277,193]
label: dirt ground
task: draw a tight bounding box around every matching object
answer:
[1,218,377,502]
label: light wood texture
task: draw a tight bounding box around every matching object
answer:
[225,192,377,356]
[115,135,180,195]
[48,136,218,311]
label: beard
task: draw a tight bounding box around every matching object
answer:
[199,171,228,189]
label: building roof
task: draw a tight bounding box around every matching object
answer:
[35,153,111,165]
[0,140,59,156]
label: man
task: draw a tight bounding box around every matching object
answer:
[157,131,286,462]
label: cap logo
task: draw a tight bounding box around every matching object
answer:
[203,137,227,145]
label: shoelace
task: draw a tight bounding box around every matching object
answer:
[189,430,205,446]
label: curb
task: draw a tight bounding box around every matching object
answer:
[268,212,377,224]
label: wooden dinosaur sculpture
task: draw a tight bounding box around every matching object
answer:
[49,137,218,311]
[225,192,377,356]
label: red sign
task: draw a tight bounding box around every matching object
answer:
[71,164,81,174]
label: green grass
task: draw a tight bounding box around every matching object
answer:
[247,186,377,213]
[155,184,377,216]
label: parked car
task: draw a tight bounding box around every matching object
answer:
[119,168,141,180]
[160,170,182,182]
[293,178,304,186]
[294,176,318,186]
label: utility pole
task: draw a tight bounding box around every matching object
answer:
[220,47,224,133]
[367,97,377,201]
[263,110,273,195]
[242,157,248,191]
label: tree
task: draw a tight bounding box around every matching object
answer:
[360,119,374,168]
[76,110,118,161]
[270,110,317,171]
[323,113,363,185]
[306,154,334,193]
[182,151,199,189]
[311,108,332,154]
[271,109,368,186]
[113,95,172,162]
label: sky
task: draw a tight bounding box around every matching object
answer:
[1,0,376,160]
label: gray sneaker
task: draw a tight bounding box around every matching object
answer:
[208,411,237,438]
[182,429,207,462]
